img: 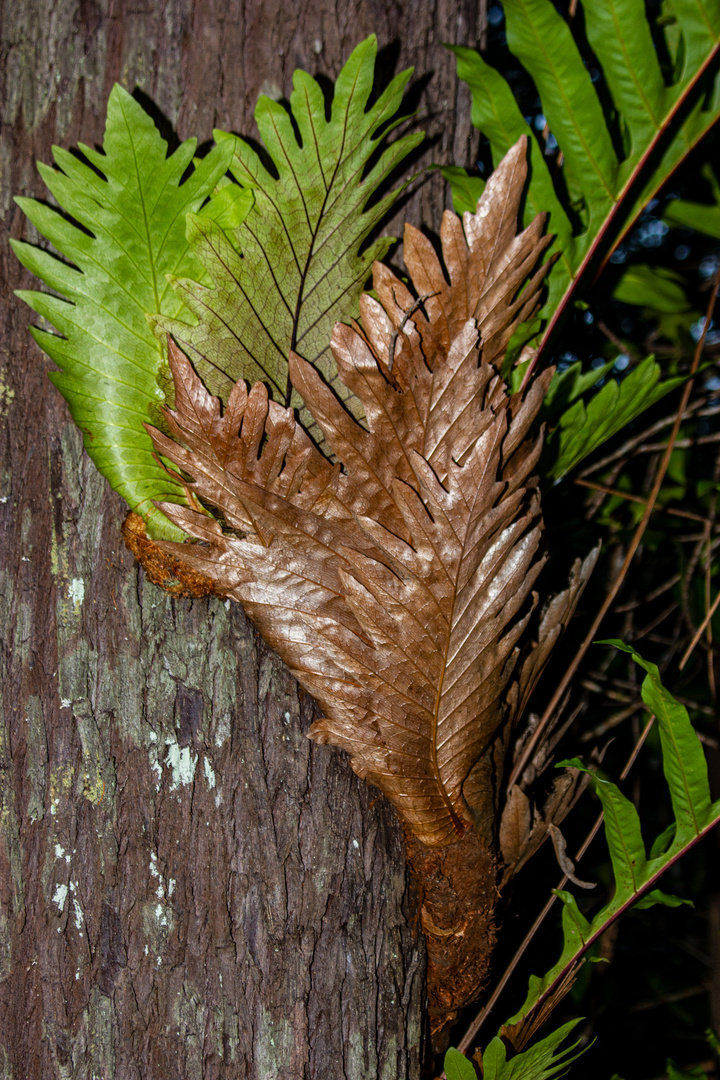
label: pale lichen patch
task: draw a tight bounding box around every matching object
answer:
[203,755,216,789]
[164,739,198,792]
[214,711,231,747]
[52,882,68,913]
[68,577,85,611]
[72,898,84,932]
[82,764,105,804]
[255,1007,295,1075]
[142,898,174,959]
[0,372,15,417]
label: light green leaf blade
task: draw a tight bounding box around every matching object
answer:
[441,165,486,215]
[444,1047,478,1080]
[447,44,575,319]
[505,644,720,1033]
[450,1,720,352]
[613,265,692,312]
[157,36,424,445]
[503,0,619,234]
[506,891,590,1025]
[581,0,667,157]
[480,1038,508,1080]
[559,757,648,904]
[546,356,686,479]
[198,182,254,235]
[12,85,235,539]
[497,1019,585,1080]
[664,173,720,240]
[624,60,720,233]
[674,0,720,65]
[604,641,713,838]
[634,888,693,910]
[665,198,720,238]
[542,360,618,419]
[476,1021,585,1080]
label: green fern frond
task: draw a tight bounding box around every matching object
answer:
[155,35,424,446]
[545,357,686,479]
[11,86,239,539]
[445,1019,586,1080]
[504,642,720,1033]
[448,0,720,348]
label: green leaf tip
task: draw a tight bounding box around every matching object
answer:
[156,35,425,450]
[545,356,685,479]
[441,164,486,216]
[478,1018,586,1080]
[444,1047,478,1080]
[12,85,241,539]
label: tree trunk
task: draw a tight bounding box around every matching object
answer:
[0,2,484,1076]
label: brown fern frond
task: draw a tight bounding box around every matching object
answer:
[145,137,597,1022]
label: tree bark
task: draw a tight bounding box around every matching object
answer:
[0,2,484,1076]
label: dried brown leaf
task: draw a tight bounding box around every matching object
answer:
[148,138,585,854]
[498,783,533,870]
[548,823,596,889]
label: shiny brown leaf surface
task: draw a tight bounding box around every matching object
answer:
[147,137,574,852]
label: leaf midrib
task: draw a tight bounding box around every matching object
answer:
[284,63,361,403]
[606,0,663,136]
[512,0,617,206]
[118,94,161,314]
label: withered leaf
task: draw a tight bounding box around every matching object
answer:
[498,783,533,871]
[148,138,590,852]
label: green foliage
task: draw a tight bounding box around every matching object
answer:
[448,0,720,343]
[156,35,423,445]
[541,360,616,421]
[444,1047,479,1080]
[504,642,720,1031]
[438,165,485,216]
[11,85,238,539]
[544,358,686,479]
[12,39,421,526]
[613,266,693,314]
[666,1062,708,1080]
[445,1019,586,1080]
[664,164,720,239]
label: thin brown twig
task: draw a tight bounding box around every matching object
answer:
[615,572,681,612]
[639,432,720,452]
[632,601,679,642]
[680,589,720,670]
[702,452,720,699]
[595,317,641,364]
[507,270,720,793]
[574,477,710,524]
[456,715,656,1056]
[579,702,642,742]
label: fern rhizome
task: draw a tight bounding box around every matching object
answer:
[12,8,720,1073]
